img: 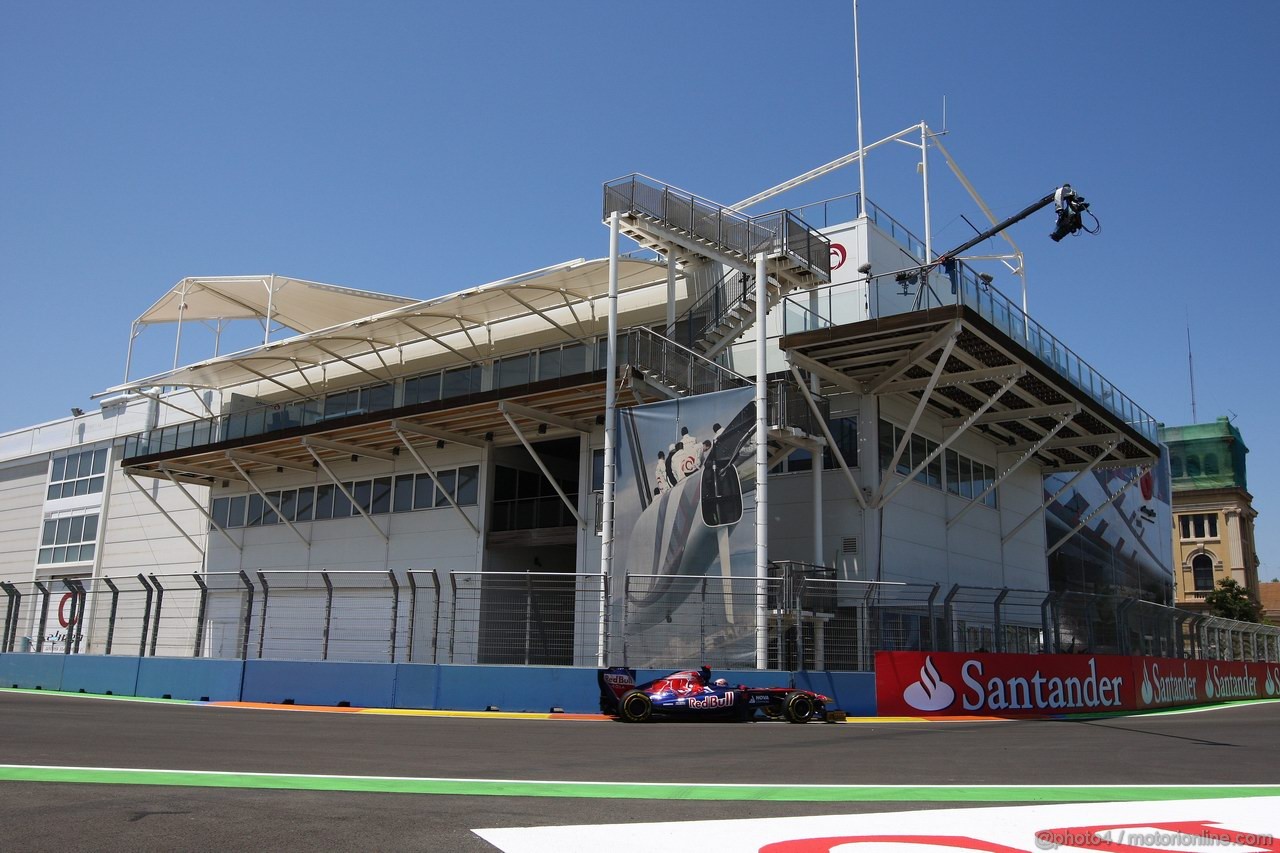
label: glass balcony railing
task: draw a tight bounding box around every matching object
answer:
[121,327,754,463]
[781,265,1159,445]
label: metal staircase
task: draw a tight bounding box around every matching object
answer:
[604,174,831,358]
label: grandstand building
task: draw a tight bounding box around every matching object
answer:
[0,132,1171,670]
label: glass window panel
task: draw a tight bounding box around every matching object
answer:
[38,548,53,565]
[353,481,373,514]
[332,484,352,518]
[788,448,813,472]
[279,490,298,523]
[69,515,84,543]
[47,483,61,501]
[323,390,357,419]
[42,520,56,546]
[393,474,415,512]
[538,347,561,380]
[372,477,393,514]
[1208,515,1218,538]
[945,450,960,495]
[53,546,67,563]
[294,487,314,523]
[1193,515,1205,538]
[74,478,89,497]
[441,365,479,398]
[79,543,95,561]
[456,466,478,506]
[909,435,926,480]
[225,496,246,528]
[959,457,974,499]
[82,514,98,541]
[211,497,230,529]
[559,343,586,376]
[313,484,335,520]
[404,373,441,406]
[926,449,942,489]
[364,383,394,412]
[434,469,456,507]
[413,473,435,510]
[51,457,67,481]
[591,450,604,492]
[878,420,893,471]
[496,354,531,389]
[260,492,280,525]
[89,476,104,494]
[55,518,71,545]
[74,452,91,477]
[246,494,264,527]
[1179,515,1191,539]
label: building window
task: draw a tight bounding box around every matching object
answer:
[879,420,996,508]
[38,513,99,564]
[1179,513,1218,539]
[209,465,481,531]
[48,448,107,500]
[1192,553,1214,591]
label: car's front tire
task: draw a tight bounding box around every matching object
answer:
[783,691,816,724]
[618,690,653,723]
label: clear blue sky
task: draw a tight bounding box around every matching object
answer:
[3,1,1278,576]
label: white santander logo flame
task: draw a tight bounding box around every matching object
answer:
[902,656,956,712]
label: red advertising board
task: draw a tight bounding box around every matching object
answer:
[876,651,1280,717]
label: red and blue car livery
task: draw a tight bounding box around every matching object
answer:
[598,665,831,723]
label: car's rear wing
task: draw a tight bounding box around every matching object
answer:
[597,666,637,713]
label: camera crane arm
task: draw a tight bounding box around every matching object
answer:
[930,184,1093,274]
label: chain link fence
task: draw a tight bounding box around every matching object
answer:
[4,566,1278,670]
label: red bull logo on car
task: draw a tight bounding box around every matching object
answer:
[687,692,734,710]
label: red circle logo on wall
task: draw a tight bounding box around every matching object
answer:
[830,243,847,270]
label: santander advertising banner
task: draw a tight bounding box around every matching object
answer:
[876,651,1280,717]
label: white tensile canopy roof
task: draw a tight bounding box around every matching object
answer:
[103,258,670,397]
[135,275,418,334]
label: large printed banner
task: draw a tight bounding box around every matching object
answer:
[876,650,1280,716]
[613,386,758,667]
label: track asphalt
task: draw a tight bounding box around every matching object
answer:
[2,689,1277,851]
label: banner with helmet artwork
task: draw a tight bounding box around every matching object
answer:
[613,386,758,668]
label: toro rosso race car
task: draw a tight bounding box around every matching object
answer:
[598,666,831,723]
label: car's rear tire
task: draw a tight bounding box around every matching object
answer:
[783,691,816,724]
[618,690,653,723]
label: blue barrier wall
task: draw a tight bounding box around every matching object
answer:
[136,657,245,701]
[0,652,67,691]
[61,654,140,697]
[0,652,880,715]
[241,660,398,708]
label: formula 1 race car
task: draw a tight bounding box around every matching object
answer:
[598,666,832,723]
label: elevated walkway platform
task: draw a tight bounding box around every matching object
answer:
[782,295,1159,476]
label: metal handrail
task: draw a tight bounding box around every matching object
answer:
[781,264,1160,444]
[622,326,749,395]
[603,173,831,279]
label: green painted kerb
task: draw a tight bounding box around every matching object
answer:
[1,767,1277,802]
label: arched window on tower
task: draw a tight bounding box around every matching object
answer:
[1204,453,1219,475]
[1192,553,1214,591]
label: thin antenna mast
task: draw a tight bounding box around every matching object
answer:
[1186,320,1198,422]
[853,0,867,218]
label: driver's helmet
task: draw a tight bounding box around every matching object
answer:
[712,678,728,687]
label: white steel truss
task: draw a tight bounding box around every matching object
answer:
[498,409,586,529]
[390,426,480,536]
[226,458,310,547]
[122,472,206,557]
